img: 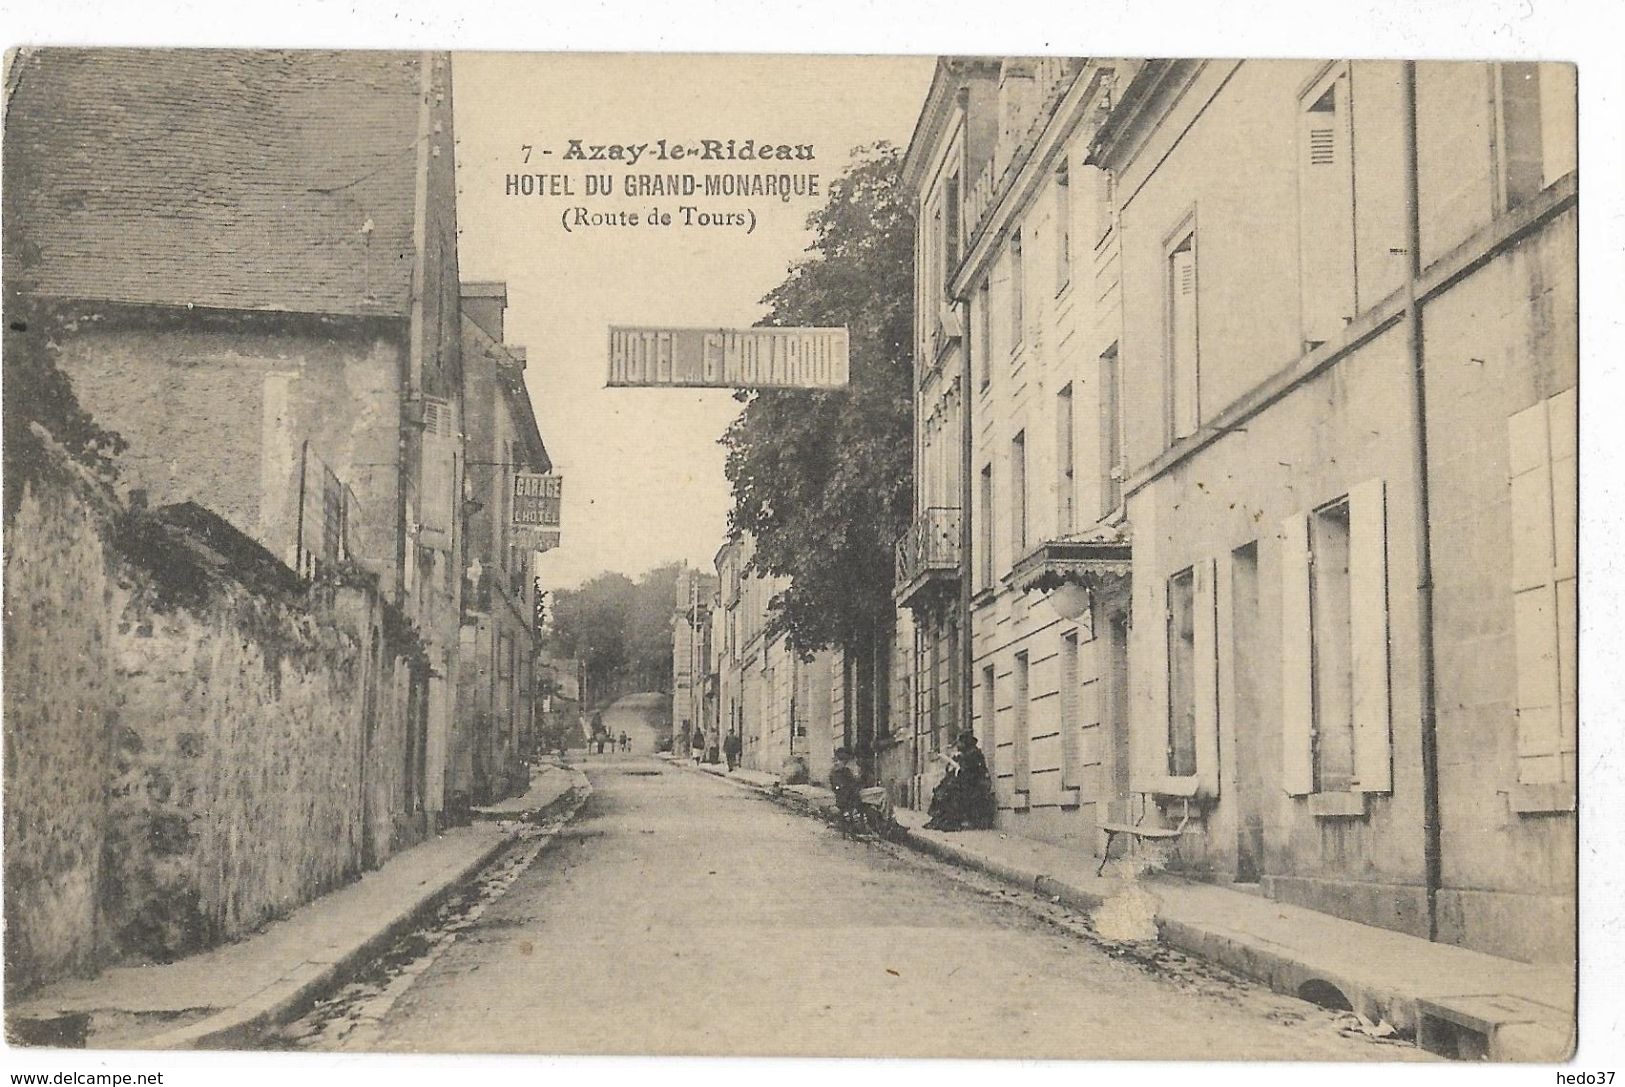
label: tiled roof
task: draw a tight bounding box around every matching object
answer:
[5,49,427,317]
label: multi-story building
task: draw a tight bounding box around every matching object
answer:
[902,57,1135,850]
[899,56,1577,965]
[456,282,552,805]
[5,48,469,822]
[711,533,838,782]
[673,567,718,756]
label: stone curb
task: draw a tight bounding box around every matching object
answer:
[662,758,1571,1060]
[137,768,593,1050]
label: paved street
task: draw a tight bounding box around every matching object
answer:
[279,701,1420,1060]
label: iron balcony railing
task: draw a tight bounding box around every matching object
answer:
[894,506,963,589]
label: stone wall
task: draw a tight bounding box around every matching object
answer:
[3,436,429,995]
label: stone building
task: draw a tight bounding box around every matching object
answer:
[672,567,719,757]
[4,48,470,819]
[456,282,552,804]
[897,56,1577,964]
[711,534,838,782]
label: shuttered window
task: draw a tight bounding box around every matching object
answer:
[1060,630,1081,789]
[1011,431,1028,557]
[1508,390,1577,787]
[1055,160,1071,292]
[1013,652,1031,795]
[1167,569,1198,777]
[1167,231,1199,440]
[1100,343,1123,515]
[978,464,995,589]
[419,396,458,550]
[1056,384,1075,534]
[1162,560,1220,786]
[977,280,993,389]
[1280,479,1392,796]
[1297,70,1357,346]
[1010,230,1025,353]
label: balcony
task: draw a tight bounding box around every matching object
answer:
[894,506,963,610]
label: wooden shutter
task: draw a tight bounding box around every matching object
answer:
[1170,244,1199,437]
[1509,393,1576,786]
[1193,557,1221,798]
[1133,566,1170,792]
[1349,479,1393,793]
[1298,74,1357,344]
[1280,512,1314,795]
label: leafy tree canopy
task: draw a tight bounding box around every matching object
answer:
[721,142,914,654]
[547,562,682,704]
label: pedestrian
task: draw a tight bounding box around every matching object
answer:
[620,731,630,753]
[829,746,863,829]
[690,727,705,765]
[722,729,742,772]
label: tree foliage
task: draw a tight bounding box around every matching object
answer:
[546,562,681,705]
[721,142,914,654]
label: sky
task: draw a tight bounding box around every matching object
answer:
[452,53,936,590]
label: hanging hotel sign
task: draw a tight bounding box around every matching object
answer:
[607,325,850,389]
[513,472,562,528]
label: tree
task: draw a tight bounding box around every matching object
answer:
[546,563,683,705]
[721,142,914,768]
[721,142,914,655]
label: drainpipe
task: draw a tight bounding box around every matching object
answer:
[958,89,978,749]
[1401,61,1444,942]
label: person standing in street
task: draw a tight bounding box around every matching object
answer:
[722,729,742,772]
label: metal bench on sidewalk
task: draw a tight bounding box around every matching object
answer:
[1097,794,1192,875]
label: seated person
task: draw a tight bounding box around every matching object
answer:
[925,730,997,831]
[829,746,862,815]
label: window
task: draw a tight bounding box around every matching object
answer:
[945,619,960,755]
[1010,431,1028,558]
[1056,384,1075,534]
[1166,568,1198,778]
[1055,160,1071,292]
[1012,652,1031,796]
[945,172,961,284]
[1309,499,1354,792]
[1508,390,1577,789]
[976,279,992,389]
[1009,229,1025,353]
[980,664,996,778]
[1092,166,1115,247]
[1498,63,1577,210]
[978,464,994,589]
[1280,480,1391,796]
[1099,343,1123,515]
[1297,69,1356,346]
[1060,630,1082,789]
[1166,228,1199,440]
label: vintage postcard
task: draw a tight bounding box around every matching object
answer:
[1,48,1579,1065]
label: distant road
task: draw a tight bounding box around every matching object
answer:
[595,692,666,754]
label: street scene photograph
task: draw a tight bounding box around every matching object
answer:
[0,41,1584,1069]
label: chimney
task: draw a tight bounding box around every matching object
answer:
[461,281,507,343]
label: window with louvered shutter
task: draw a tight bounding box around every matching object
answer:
[418,396,457,549]
[1167,232,1199,440]
[1010,230,1025,353]
[1297,71,1357,346]
[1056,384,1075,534]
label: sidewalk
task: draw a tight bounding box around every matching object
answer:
[675,757,1575,1061]
[471,761,578,820]
[9,766,589,1050]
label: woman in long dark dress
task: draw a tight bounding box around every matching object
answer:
[925,731,997,830]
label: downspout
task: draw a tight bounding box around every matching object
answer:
[1401,62,1444,942]
[957,87,977,748]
